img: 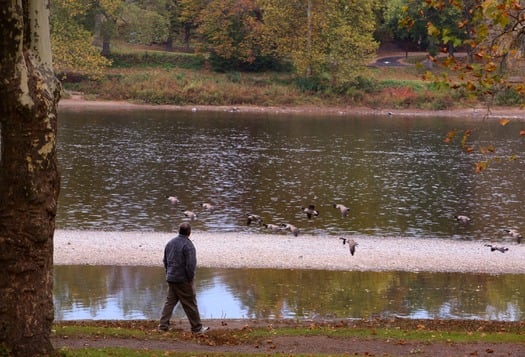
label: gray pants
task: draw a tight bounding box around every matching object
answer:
[159,281,203,332]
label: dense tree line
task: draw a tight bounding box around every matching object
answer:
[51,0,380,85]
[49,1,380,84]
[51,0,525,94]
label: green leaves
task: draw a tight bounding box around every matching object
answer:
[262,0,378,86]
[196,0,264,62]
[51,0,115,78]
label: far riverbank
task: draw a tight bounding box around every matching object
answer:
[58,97,525,120]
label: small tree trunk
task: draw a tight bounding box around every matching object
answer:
[102,35,112,57]
[184,24,192,52]
[166,34,174,51]
[0,1,61,356]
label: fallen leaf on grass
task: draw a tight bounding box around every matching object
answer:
[499,118,510,126]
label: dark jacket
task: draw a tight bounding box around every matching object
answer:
[163,234,197,283]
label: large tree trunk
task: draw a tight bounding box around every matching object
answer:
[0,1,61,356]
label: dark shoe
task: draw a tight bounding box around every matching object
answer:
[193,326,209,335]
[158,325,169,332]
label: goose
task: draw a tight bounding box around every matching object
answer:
[454,215,472,225]
[339,237,358,256]
[302,205,319,220]
[280,223,300,237]
[246,214,263,226]
[201,203,215,211]
[263,223,281,232]
[484,244,509,253]
[333,203,350,218]
[503,229,522,244]
[183,210,197,220]
[166,196,179,205]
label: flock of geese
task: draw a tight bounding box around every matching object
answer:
[167,195,358,255]
[454,214,522,252]
[167,195,522,257]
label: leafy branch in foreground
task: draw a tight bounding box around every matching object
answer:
[402,0,525,170]
[443,118,522,173]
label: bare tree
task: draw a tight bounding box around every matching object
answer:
[0,1,61,356]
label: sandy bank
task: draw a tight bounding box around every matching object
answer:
[58,97,525,120]
[54,230,525,274]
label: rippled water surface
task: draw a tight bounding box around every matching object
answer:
[57,109,524,241]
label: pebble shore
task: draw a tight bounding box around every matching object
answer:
[54,230,525,274]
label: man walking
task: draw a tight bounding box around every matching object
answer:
[159,222,209,334]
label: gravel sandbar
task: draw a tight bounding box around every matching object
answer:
[54,230,524,274]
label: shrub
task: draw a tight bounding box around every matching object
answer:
[353,76,380,93]
[294,76,328,92]
[494,86,525,106]
[207,52,290,73]
[108,52,205,70]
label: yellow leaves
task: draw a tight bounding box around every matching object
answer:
[441,56,456,68]
[422,71,436,81]
[262,0,378,84]
[515,84,525,95]
[400,17,415,29]
[499,118,510,126]
[99,0,124,16]
[54,0,90,17]
[51,26,112,80]
[427,22,440,37]
[466,82,476,91]
[474,50,485,59]
[479,145,495,155]
[443,129,456,143]
[461,129,472,148]
[457,20,468,29]
[484,62,497,72]
[476,161,488,173]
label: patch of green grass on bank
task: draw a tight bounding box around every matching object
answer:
[53,320,525,345]
[51,320,525,357]
[246,326,525,344]
[62,44,483,110]
[63,67,328,106]
[53,325,151,340]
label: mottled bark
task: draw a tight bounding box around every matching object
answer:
[0,1,61,356]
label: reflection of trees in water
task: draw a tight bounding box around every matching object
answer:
[54,266,166,320]
[221,269,413,319]
[54,266,525,321]
[378,272,524,320]
[219,268,525,320]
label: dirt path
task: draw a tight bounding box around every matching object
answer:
[52,319,525,356]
